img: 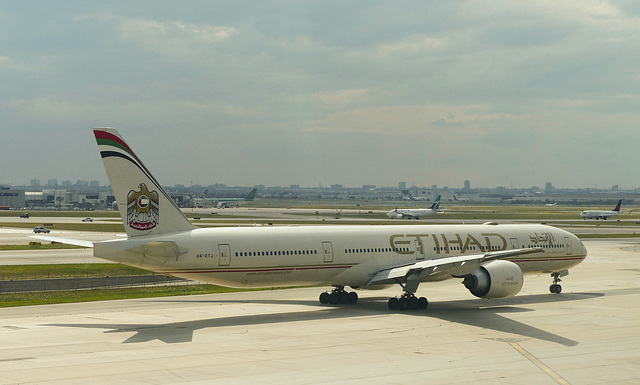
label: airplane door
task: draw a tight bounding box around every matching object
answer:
[218,244,231,266]
[564,237,572,255]
[414,239,425,260]
[510,238,520,249]
[322,241,334,263]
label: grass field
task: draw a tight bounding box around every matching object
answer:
[0,263,148,281]
[0,285,250,308]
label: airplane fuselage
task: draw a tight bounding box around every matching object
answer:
[386,208,436,219]
[580,210,619,220]
[94,223,586,290]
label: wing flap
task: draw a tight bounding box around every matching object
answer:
[368,248,543,285]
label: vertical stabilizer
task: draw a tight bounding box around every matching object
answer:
[613,199,622,212]
[94,128,195,237]
[431,195,441,210]
[245,188,257,201]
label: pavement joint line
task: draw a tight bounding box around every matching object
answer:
[508,340,571,385]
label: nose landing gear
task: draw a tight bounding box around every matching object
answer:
[550,270,568,293]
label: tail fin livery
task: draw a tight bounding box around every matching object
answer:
[94,128,195,237]
[430,195,441,210]
[245,188,257,201]
[613,199,622,212]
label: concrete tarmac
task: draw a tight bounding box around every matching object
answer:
[0,238,639,384]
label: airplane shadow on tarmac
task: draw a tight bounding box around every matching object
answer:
[46,291,602,345]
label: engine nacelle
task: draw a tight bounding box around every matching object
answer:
[396,214,404,219]
[463,260,523,299]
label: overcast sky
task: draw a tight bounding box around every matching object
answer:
[2,1,640,189]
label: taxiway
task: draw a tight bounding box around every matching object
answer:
[0,238,638,384]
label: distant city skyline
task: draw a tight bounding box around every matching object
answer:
[2,177,628,192]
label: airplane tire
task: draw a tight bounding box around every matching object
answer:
[550,284,562,294]
[347,292,358,304]
[408,296,418,310]
[319,292,330,304]
[388,297,399,310]
[417,297,428,310]
[398,297,409,311]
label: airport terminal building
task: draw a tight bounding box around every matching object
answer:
[0,186,114,210]
[0,186,25,209]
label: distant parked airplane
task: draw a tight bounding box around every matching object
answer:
[580,200,622,220]
[195,188,257,208]
[387,195,441,219]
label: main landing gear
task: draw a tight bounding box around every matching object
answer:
[387,274,428,311]
[550,270,568,293]
[387,293,428,311]
[319,286,359,305]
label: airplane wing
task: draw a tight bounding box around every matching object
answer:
[367,247,544,285]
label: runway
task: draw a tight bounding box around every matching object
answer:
[0,239,638,384]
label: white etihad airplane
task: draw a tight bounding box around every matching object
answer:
[545,202,558,207]
[35,128,587,310]
[580,200,622,220]
[387,195,441,219]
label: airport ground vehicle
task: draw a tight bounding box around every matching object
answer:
[33,226,50,233]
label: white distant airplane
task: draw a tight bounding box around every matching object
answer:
[195,188,257,208]
[402,191,429,201]
[453,194,469,202]
[545,202,558,207]
[387,195,441,219]
[580,200,622,220]
[35,128,588,310]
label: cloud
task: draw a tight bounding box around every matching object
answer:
[119,18,236,59]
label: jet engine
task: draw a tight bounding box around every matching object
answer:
[462,260,523,299]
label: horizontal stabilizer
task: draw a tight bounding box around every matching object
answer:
[128,241,187,263]
[30,235,94,248]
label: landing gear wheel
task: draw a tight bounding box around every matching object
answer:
[398,297,409,310]
[417,297,428,310]
[319,286,359,305]
[388,294,428,311]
